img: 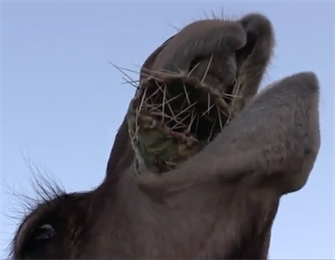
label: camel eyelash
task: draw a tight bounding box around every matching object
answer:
[5,163,67,259]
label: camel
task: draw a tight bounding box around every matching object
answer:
[11,12,320,259]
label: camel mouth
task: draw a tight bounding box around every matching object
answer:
[126,28,259,176]
[127,74,240,175]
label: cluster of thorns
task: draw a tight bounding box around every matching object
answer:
[110,62,241,173]
[114,62,238,145]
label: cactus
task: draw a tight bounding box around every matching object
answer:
[127,73,243,175]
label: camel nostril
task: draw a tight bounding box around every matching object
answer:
[236,13,274,66]
[235,30,257,66]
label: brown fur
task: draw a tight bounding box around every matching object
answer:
[139,35,175,81]
[11,13,320,260]
[151,19,246,74]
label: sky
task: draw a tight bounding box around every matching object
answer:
[0,0,334,259]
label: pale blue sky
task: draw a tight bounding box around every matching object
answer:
[1,1,334,259]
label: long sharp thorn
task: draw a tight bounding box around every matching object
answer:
[217,106,223,131]
[144,88,160,104]
[221,92,243,98]
[224,108,233,128]
[186,110,196,133]
[151,92,183,111]
[109,62,139,87]
[230,80,242,110]
[188,62,200,76]
[165,92,183,104]
[201,103,215,117]
[149,111,173,120]
[166,101,176,123]
[172,113,190,130]
[207,119,216,142]
[201,54,214,83]
[162,84,166,122]
[208,93,210,115]
[136,87,147,130]
[183,83,191,105]
[121,77,139,89]
[166,102,197,126]
[116,66,141,76]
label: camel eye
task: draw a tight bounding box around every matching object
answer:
[31,224,55,241]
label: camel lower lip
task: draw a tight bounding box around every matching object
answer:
[127,74,237,175]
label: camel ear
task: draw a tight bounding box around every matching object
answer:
[140,35,175,81]
[105,35,175,182]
